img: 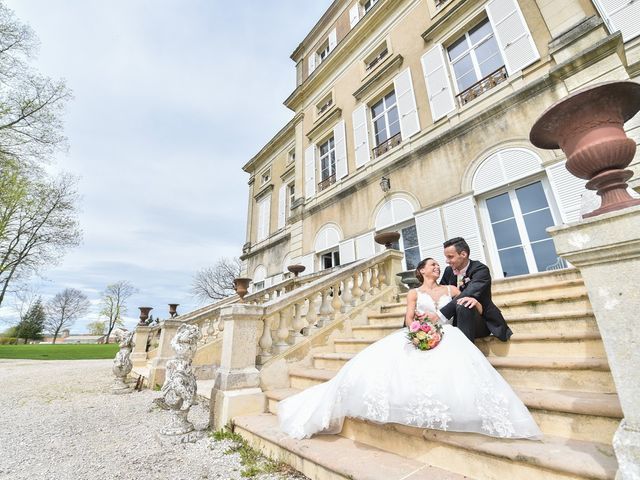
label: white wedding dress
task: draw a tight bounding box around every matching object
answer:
[278,289,542,440]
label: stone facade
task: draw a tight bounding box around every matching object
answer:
[241,0,640,288]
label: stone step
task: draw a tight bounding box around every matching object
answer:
[313,353,616,393]
[476,332,605,358]
[233,413,467,480]
[352,324,402,340]
[334,332,605,358]
[260,390,617,480]
[488,356,616,394]
[283,371,621,443]
[369,310,598,335]
[491,268,583,292]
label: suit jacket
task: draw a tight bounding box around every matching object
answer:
[439,260,512,341]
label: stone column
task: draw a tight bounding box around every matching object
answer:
[548,205,640,479]
[387,250,405,287]
[130,325,151,368]
[148,320,182,388]
[210,304,266,430]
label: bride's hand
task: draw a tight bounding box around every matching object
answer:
[425,312,439,323]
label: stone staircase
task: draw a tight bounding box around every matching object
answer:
[233,269,622,479]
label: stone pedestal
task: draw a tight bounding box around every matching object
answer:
[148,320,182,388]
[130,325,151,367]
[548,205,640,479]
[210,304,266,430]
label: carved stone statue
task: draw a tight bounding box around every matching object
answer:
[112,329,135,394]
[154,323,202,441]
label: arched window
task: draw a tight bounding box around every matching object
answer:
[374,195,420,270]
[314,224,342,270]
[472,148,542,194]
[253,265,266,291]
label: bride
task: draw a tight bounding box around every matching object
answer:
[278,257,542,440]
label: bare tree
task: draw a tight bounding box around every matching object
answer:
[191,257,242,302]
[0,3,71,164]
[100,280,136,343]
[0,172,81,308]
[44,288,89,344]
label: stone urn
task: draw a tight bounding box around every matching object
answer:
[530,81,640,218]
[374,231,401,249]
[287,264,306,277]
[168,303,179,318]
[233,277,252,299]
[138,307,153,325]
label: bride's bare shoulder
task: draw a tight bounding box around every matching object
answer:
[407,289,418,301]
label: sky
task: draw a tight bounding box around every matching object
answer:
[0,0,334,333]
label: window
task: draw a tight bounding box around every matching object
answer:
[317,41,330,63]
[363,0,378,13]
[388,223,420,271]
[260,169,271,185]
[288,183,295,213]
[287,149,295,165]
[447,18,505,95]
[321,250,340,270]
[256,195,271,242]
[371,91,401,157]
[365,43,389,72]
[317,94,333,116]
[318,136,337,191]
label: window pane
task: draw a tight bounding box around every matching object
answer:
[405,246,421,271]
[486,193,514,222]
[475,37,504,77]
[328,137,335,149]
[531,239,560,272]
[452,54,475,87]
[498,246,529,277]
[516,182,548,214]
[374,117,388,144]
[333,251,341,266]
[401,224,419,248]
[469,18,492,45]
[385,90,396,107]
[492,218,522,249]
[371,99,384,118]
[388,109,400,137]
[522,209,555,242]
[447,35,469,61]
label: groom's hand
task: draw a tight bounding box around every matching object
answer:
[457,297,479,309]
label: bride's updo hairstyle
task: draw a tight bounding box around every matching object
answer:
[414,258,434,285]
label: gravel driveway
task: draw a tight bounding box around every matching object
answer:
[0,359,305,480]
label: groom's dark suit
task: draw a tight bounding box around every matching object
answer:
[439,260,512,342]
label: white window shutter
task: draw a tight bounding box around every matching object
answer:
[486,0,540,75]
[334,120,348,180]
[308,54,317,75]
[415,208,446,268]
[349,4,360,28]
[442,196,486,264]
[473,148,542,194]
[421,44,456,122]
[277,184,287,229]
[300,253,315,275]
[339,239,356,264]
[546,161,587,224]
[328,28,337,52]
[352,104,370,167]
[355,231,375,260]
[257,196,271,242]
[264,277,273,288]
[304,144,316,199]
[594,0,640,42]
[393,68,421,140]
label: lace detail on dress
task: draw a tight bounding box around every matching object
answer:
[362,373,390,422]
[404,392,451,429]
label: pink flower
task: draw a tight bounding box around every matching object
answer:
[432,333,441,342]
[420,324,431,333]
[409,321,421,333]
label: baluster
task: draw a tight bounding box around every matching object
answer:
[370,264,380,294]
[304,294,318,335]
[377,261,387,287]
[331,282,343,317]
[274,310,290,353]
[257,315,273,365]
[290,302,305,343]
[318,290,332,327]
[207,316,216,341]
[217,311,224,333]
[360,268,371,301]
[351,272,362,306]
[341,277,353,312]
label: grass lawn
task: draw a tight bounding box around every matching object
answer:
[0,343,119,360]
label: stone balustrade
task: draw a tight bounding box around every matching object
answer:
[210,249,404,429]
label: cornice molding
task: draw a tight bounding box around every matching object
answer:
[243,112,303,173]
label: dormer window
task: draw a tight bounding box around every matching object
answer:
[363,0,378,13]
[260,169,271,185]
[287,149,296,165]
[365,42,389,72]
[317,41,330,63]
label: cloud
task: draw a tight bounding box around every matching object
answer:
[1,0,333,332]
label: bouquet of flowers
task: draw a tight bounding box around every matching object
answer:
[407,314,444,351]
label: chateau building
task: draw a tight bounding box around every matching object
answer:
[241,0,640,286]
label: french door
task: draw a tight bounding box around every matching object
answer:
[481,179,563,278]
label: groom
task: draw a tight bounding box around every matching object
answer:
[438,237,512,343]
